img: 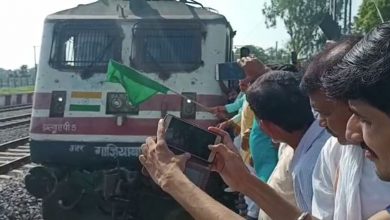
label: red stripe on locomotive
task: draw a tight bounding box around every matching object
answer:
[30,117,219,136]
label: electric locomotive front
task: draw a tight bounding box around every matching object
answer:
[25,1,236,219]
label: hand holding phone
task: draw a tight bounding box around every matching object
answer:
[163,114,222,163]
[215,62,245,81]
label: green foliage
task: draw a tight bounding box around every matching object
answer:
[355,0,390,33]
[19,64,29,77]
[262,0,338,58]
[235,45,291,64]
[0,86,34,95]
[0,65,35,78]
[0,66,36,88]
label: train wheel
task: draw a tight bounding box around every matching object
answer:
[42,180,111,220]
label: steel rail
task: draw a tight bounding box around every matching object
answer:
[0,119,31,129]
[0,113,32,123]
[0,104,32,113]
[0,137,30,174]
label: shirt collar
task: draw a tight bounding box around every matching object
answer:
[297,120,325,154]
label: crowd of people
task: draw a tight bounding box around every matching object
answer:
[138,21,390,220]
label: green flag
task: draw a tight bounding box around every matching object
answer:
[107,60,170,105]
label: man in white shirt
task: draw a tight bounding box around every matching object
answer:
[321,21,390,220]
[259,143,295,220]
[301,35,390,220]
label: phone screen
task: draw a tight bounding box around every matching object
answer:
[165,116,217,161]
[216,62,245,80]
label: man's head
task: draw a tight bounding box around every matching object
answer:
[300,36,362,144]
[240,47,251,58]
[246,70,314,145]
[322,22,390,180]
[238,57,268,92]
[268,63,298,72]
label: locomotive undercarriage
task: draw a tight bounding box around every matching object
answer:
[25,162,236,220]
[25,165,199,220]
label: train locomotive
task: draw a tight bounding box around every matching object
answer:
[25,0,237,219]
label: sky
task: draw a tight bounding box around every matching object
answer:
[0,0,362,70]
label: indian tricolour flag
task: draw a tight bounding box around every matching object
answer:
[69,91,102,112]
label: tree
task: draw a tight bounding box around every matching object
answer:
[262,0,342,58]
[19,65,29,77]
[355,0,390,33]
[265,47,291,64]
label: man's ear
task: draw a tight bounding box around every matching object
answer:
[260,120,285,138]
[259,120,275,137]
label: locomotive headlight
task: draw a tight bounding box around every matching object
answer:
[106,92,139,115]
[111,97,123,109]
[181,92,197,119]
[49,91,66,118]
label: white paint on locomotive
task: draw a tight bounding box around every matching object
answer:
[30,0,234,160]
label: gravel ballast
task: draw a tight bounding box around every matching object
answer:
[0,172,43,220]
[0,125,30,145]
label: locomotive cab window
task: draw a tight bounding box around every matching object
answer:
[131,22,202,73]
[49,21,122,72]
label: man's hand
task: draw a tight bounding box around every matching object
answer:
[210,106,227,114]
[217,120,232,130]
[210,106,229,120]
[139,119,191,191]
[208,143,250,192]
[238,57,267,77]
[208,126,239,154]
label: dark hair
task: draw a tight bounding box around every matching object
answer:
[240,47,250,58]
[300,35,362,94]
[267,64,298,72]
[322,22,390,114]
[247,70,314,132]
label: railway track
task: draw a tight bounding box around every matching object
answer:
[0,104,32,113]
[0,113,31,129]
[0,137,30,175]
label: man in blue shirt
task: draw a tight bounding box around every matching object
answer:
[246,71,330,212]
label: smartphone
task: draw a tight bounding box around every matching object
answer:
[215,62,245,81]
[164,114,221,163]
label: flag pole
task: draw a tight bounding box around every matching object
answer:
[372,0,384,22]
[166,88,213,113]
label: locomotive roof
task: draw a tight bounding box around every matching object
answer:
[46,0,229,23]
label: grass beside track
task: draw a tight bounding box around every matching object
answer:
[0,86,34,95]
